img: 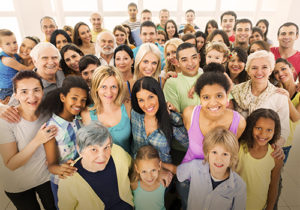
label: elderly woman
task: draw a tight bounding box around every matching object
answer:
[231,50,290,146]
[58,121,133,210]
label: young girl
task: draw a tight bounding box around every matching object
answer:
[40,75,90,207]
[205,41,230,65]
[237,108,283,210]
[177,127,246,210]
[131,145,166,210]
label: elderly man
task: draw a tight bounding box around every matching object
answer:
[90,12,107,43]
[0,42,64,123]
[96,31,116,66]
[40,16,57,42]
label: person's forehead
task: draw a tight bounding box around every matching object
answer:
[91,13,101,19]
[186,12,194,16]
[101,33,114,40]
[280,25,297,33]
[142,12,152,18]
[160,11,169,16]
[128,6,137,10]
[222,15,235,21]
[141,26,156,33]
[236,22,251,29]
[179,47,197,58]
[39,47,58,58]
[41,18,56,26]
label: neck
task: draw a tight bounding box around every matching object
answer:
[37,70,56,83]
[100,53,113,63]
[279,47,297,59]
[283,81,296,97]
[251,81,268,96]
[93,27,102,33]
[226,31,233,37]
[210,168,229,181]
[144,113,157,121]
[235,42,248,51]
[229,72,238,81]
[59,111,75,122]
[121,70,133,82]
[82,41,91,48]
[130,17,136,22]
[17,106,38,121]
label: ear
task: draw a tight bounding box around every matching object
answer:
[76,145,82,157]
[158,160,162,170]
[60,93,66,103]
[134,163,139,173]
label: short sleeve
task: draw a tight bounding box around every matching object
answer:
[176,160,197,182]
[0,119,16,144]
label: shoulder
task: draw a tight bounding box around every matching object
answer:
[123,101,131,118]
[130,181,138,191]
[231,170,246,189]
[183,105,196,118]
[112,144,132,164]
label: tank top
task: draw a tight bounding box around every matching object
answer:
[133,181,166,210]
[0,51,21,88]
[182,105,240,163]
[89,104,131,153]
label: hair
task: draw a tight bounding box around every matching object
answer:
[73,22,92,46]
[76,121,113,153]
[275,58,293,68]
[185,9,195,15]
[128,2,137,8]
[241,108,281,149]
[256,19,269,41]
[226,47,249,83]
[30,42,61,62]
[245,50,275,73]
[63,25,73,34]
[114,44,135,74]
[113,25,130,46]
[164,19,179,40]
[141,9,152,15]
[251,27,264,40]
[131,77,172,144]
[12,70,43,93]
[183,24,195,34]
[40,75,90,116]
[90,66,124,112]
[206,29,230,47]
[195,70,231,96]
[157,30,167,42]
[195,31,207,67]
[122,24,136,46]
[50,29,72,48]
[181,33,196,44]
[220,11,237,22]
[203,127,239,169]
[205,19,219,35]
[277,22,299,36]
[0,29,14,44]
[176,42,197,60]
[205,41,230,59]
[159,9,169,16]
[140,21,157,33]
[25,36,40,45]
[248,40,270,54]
[164,38,183,73]
[79,54,100,73]
[40,16,56,25]
[203,62,226,73]
[134,43,161,80]
[60,43,84,76]
[95,31,117,57]
[234,18,253,31]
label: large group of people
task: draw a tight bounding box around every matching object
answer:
[0,2,299,210]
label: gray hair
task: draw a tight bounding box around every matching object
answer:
[245,50,275,72]
[76,121,112,153]
[95,31,117,57]
[30,42,61,62]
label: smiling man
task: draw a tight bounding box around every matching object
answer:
[220,11,237,42]
[233,19,252,52]
[96,31,117,66]
[40,16,57,42]
[90,12,107,43]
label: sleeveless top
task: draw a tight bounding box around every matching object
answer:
[89,104,131,153]
[236,143,275,210]
[133,181,166,210]
[0,51,21,88]
[182,105,240,163]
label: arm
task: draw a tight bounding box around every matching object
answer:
[0,104,20,123]
[124,100,132,119]
[276,95,290,147]
[2,57,34,71]
[176,161,193,182]
[161,162,177,174]
[0,123,57,171]
[182,105,194,131]
[58,177,78,210]
[265,158,283,210]
[236,114,246,139]
[163,79,180,112]
[80,108,91,125]
[276,88,300,122]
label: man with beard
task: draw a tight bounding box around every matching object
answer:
[232,19,252,52]
[96,31,117,66]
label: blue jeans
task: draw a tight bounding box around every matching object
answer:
[176,179,190,210]
[50,182,59,210]
[283,146,292,164]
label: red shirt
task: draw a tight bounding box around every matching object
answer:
[229,34,235,43]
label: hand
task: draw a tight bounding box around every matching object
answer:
[0,105,20,123]
[271,144,285,161]
[296,83,300,92]
[188,86,195,99]
[166,71,178,79]
[276,88,289,97]
[58,159,77,179]
[159,169,173,187]
[34,123,58,144]
[166,102,178,113]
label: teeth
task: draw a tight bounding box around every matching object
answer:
[209,107,219,111]
[147,107,154,112]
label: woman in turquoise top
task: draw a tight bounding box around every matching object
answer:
[81,66,132,154]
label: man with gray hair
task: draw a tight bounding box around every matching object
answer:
[40,16,57,42]
[96,31,116,66]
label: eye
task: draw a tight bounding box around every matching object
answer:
[211,151,217,154]
[256,126,262,130]
[217,94,223,98]
[267,128,273,132]
[223,152,229,156]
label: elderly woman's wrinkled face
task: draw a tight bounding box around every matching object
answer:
[248,57,272,84]
[80,138,112,172]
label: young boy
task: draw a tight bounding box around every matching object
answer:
[123,2,141,30]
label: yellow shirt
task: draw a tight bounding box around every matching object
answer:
[91,29,108,43]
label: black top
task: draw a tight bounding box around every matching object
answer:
[211,175,229,190]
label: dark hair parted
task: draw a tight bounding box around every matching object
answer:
[140,21,157,33]
[220,11,237,22]
[195,70,231,96]
[176,42,197,60]
[165,19,179,40]
[248,40,270,54]
[12,70,43,93]
[114,44,135,74]
[50,29,72,48]
[226,47,249,83]
[275,58,293,68]
[25,36,40,45]
[122,24,136,46]
[73,22,92,46]
[60,43,84,76]
[195,31,207,67]
[241,108,281,148]
[131,77,172,144]
[181,33,196,43]
[256,19,269,41]
[206,29,230,47]
[40,76,90,116]
[205,19,219,35]
[251,27,264,39]
[79,54,100,73]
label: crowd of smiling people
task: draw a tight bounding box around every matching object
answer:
[0,2,300,210]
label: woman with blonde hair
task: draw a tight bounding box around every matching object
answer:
[81,66,132,154]
[163,38,183,75]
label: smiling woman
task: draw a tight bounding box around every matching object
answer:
[73,21,95,55]
[60,43,84,76]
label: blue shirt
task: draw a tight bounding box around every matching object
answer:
[0,51,21,88]
[131,28,142,47]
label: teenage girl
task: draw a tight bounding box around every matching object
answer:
[40,76,90,207]
[237,108,283,210]
[131,145,166,210]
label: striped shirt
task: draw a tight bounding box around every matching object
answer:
[123,19,141,30]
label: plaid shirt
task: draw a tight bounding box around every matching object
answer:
[131,110,188,163]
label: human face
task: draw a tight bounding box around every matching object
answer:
[278,25,299,49]
[135,158,161,186]
[78,25,92,44]
[115,50,133,74]
[90,13,102,31]
[248,57,272,85]
[66,30,73,41]
[139,52,159,77]
[251,31,263,43]
[206,49,226,65]
[257,22,267,34]
[157,34,166,46]
[196,36,205,51]
[273,62,294,84]
[55,34,68,51]
[211,34,225,44]
[166,22,176,38]
[41,18,57,41]
[221,15,235,33]
[0,35,18,56]
[114,30,126,46]
[207,24,217,35]
[178,47,199,77]
[136,88,159,117]
[141,12,152,23]
[235,23,252,44]
[19,38,36,60]
[80,138,112,172]
[34,47,59,76]
[185,12,195,24]
[128,6,138,19]
[140,26,157,43]
[249,43,263,54]
[252,117,275,147]
[64,50,82,72]
[200,84,228,117]
[99,33,115,55]
[228,54,245,78]
[208,144,231,178]
[159,11,169,26]
[97,76,119,104]
[14,78,43,112]
[166,44,178,66]
[81,64,98,87]
[60,87,88,120]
